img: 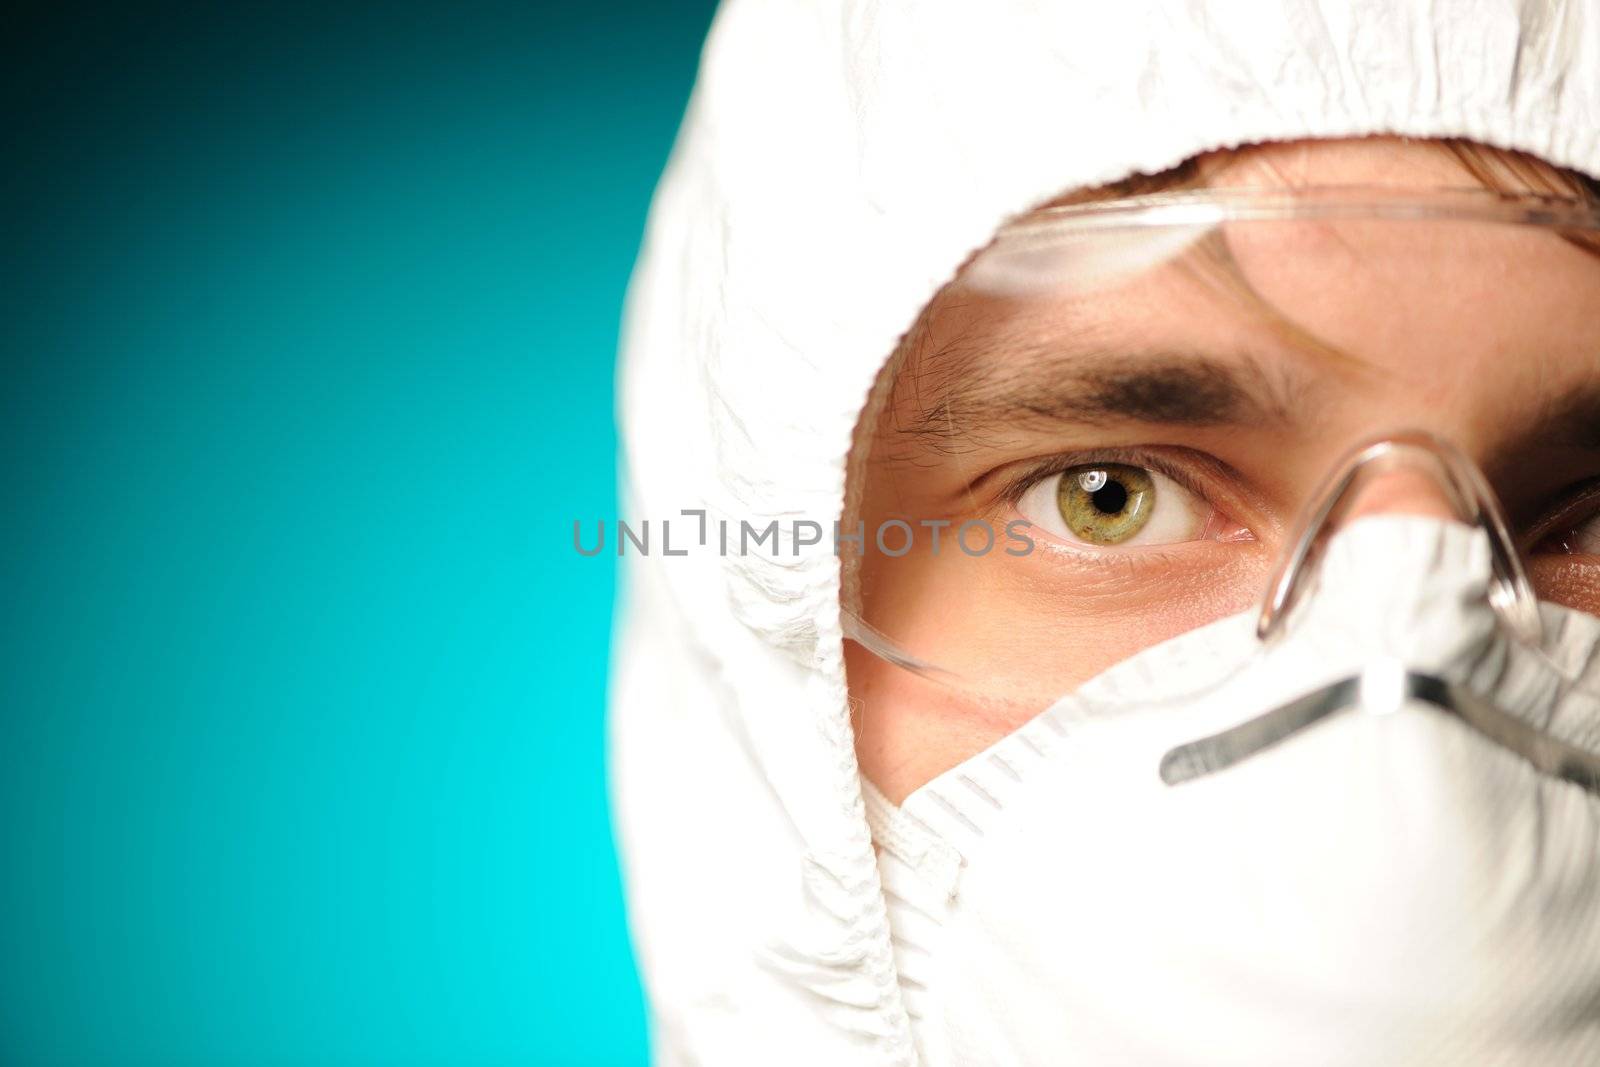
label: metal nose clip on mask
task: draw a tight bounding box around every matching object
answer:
[1158,430,1600,793]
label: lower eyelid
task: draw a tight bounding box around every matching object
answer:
[1007,504,1203,555]
[1018,526,1265,598]
[1023,529,1186,570]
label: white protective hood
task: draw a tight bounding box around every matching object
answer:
[610,2,1600,1063]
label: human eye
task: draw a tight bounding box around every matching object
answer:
[1539,518,1600,556]
[1520,478,1600,559]
[1533,499,1600,556]
[1012,457,1254,550]
[1508,482,1600,616]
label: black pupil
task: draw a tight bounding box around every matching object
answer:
[1091,479,1128,515]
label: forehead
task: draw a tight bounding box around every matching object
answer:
[1219,213,1600,393]
[1207,138,1509,189]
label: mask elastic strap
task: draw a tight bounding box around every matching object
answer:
[1161,661,1600,793]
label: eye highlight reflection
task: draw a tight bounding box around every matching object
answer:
[1016,460,1254,549]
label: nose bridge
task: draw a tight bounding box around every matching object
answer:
[1257,430,1543,647]
[1340,465,1464,523]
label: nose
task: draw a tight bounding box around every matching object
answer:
[1258,430,1545,647]
[1340,467,1465,523]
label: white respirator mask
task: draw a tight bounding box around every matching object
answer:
[852,434,1600,1066]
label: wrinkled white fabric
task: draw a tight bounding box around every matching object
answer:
[610,2,1600,1064]
[868,516,1600,1064]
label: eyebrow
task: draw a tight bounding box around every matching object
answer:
[895,345,1303,446]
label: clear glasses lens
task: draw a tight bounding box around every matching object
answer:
[842,191,1600,715]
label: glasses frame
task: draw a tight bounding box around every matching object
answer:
[995,186,1600,243]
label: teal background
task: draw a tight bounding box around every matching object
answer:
[2,3,716,1063]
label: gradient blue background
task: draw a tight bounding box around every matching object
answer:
[2,3,716,1062]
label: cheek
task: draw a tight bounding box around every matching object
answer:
[845,640,1021,805]
[843,568,1263,805]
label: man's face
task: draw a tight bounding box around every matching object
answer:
[845,138,1600,802]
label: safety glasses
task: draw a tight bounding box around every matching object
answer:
[841,187,1600,716]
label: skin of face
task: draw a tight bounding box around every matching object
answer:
[845,137,1600,804]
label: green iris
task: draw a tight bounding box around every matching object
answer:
[1056,463,1155,544]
